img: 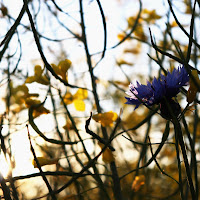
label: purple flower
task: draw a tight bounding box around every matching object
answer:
[160,66,189,99]
[125,66,189,116]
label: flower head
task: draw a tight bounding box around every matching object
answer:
[125,66,189,113]
[160,66,189,98]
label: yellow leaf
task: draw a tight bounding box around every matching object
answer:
[102,148,115,163]
[170,21,178,27]
[73,99,85,111]
[34,65,43,77]
[25,65,49,85]
[98,143,115,163]
[36,76,50,85]
[113,81,129,87]
[131,175,145,192]
[142,9,162,23]
[63,92,74,104]
[127,16,136,28]
[73,88,88,100]
[59,59,71,73]
[63,121,73,131]
[52,59,71,81]
[32,157,58,168]
[185,3,192,14]
[25,98,50,117]
[5,83,39,113]
[127,16,142,29]
[117,33,124,40]
[33,106,50,118]
[63,89,87,111]
[16,84,29,94]
[117,59,133,66]
[25,76,36,84]
[187,70,200,104]
[51,63,60,75]
[117,32,130,41]
[92,111,118,127]
[134,25,147,41]
[25,98,41,108]
[124,43,141,55]
[12,84,29,105]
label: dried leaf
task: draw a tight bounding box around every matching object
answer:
[32,106,50,118]
[92,111,118,127]
[142,9,162,23]
[124,43,141,55]
[187,70,200,104]
[52,59,71,81]
[25,65,49,85]
[25,98,50,118]
[25,98,41,108]
[63,92,74,105]
[98,143,115,163]
[117,59,133,66]
[0,5,8,16]
[32,157,58,168]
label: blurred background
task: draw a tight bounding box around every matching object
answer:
[0,0,199,199]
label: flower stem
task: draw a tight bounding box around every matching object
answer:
[173,122,184,199]
[173,119,196,199]
[163,97,196,199]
